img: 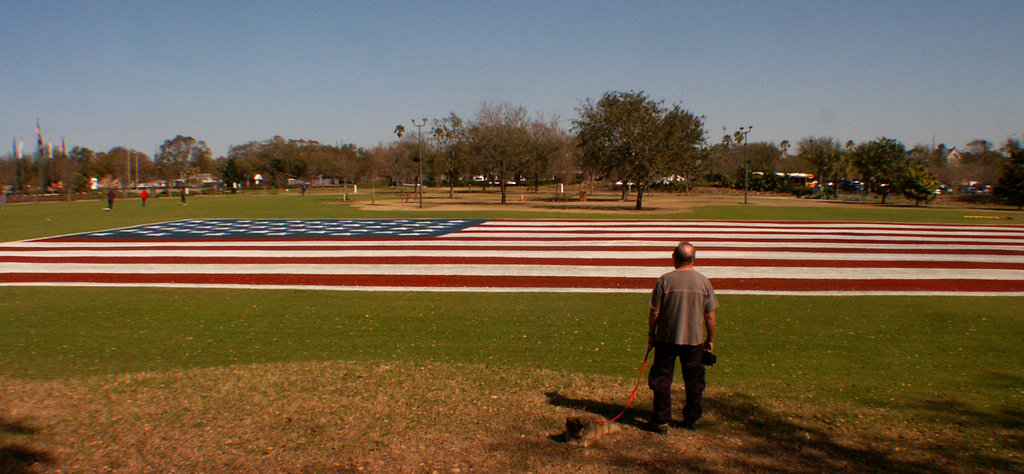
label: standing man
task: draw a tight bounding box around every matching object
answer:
[646,241,718,433]
[140,189,149,207]
[105,189,116,211]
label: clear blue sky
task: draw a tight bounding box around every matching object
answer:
[3,0,1022,157]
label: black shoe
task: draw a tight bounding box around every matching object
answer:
[647,421,669,434]
[678,417,699,430]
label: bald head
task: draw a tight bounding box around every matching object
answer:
[672,242,696,268]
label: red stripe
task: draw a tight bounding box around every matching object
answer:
[3,273,1024,292]
[438,236,1023,246]
[712,278,1024,292]
[4,244,1023,256]
[463,228,1024,239]
[0,272,652,289]
[486,218,1024,229]
[2,255,1022,270]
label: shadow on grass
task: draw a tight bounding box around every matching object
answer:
[1,418,37,436]
[900,371,1024,471]
[1,415,54,474]
[714,393,944,473]
[543,389,1017,473]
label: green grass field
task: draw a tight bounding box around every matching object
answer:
[1,190,1022,471]
[2,288,1022,409]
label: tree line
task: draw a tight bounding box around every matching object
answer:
[3,90,1023,209]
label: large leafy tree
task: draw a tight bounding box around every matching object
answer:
[853,137,907,204]
[227,136,355,188]
[949,139,1006,188]
[576,91,660,203]
[94,147,130,184]
[897,161,940,206]
[67,146,96,192]
[155,135,212,184]
[219,157,246,190]
[574,90,705,209]
[996,138,1024,210]
[0,153,13,190]
[658,104,706,195]
[745,142,782,174]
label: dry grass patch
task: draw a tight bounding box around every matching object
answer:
[2,360,1020,473]
[352,186,833,214]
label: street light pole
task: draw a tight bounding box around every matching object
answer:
[741,125,752,205]
[411,118,427,208]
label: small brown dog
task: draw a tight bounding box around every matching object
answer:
[565,415,621,447]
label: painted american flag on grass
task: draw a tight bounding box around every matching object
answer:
[1,219,1023,295]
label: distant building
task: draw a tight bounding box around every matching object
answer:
[947,148,963,166]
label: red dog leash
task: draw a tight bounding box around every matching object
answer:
[605,344,654,423]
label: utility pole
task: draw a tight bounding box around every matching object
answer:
[342,137,348,200]
[411,118,428,208]
[741,126,752,205]
[126,148,131,189]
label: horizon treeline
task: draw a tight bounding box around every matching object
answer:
[3,92,1023,209]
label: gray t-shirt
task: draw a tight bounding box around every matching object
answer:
[648,268,718,345]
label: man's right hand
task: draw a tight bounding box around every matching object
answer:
[704,340,714,352]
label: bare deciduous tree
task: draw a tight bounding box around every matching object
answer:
[468,103,531,204]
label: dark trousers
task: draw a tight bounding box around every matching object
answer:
[648,342,705,424]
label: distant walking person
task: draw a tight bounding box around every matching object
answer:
[179,187,187,206]
[105,189,115,211]
[646,241,718,433]
[140,189,149,207]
